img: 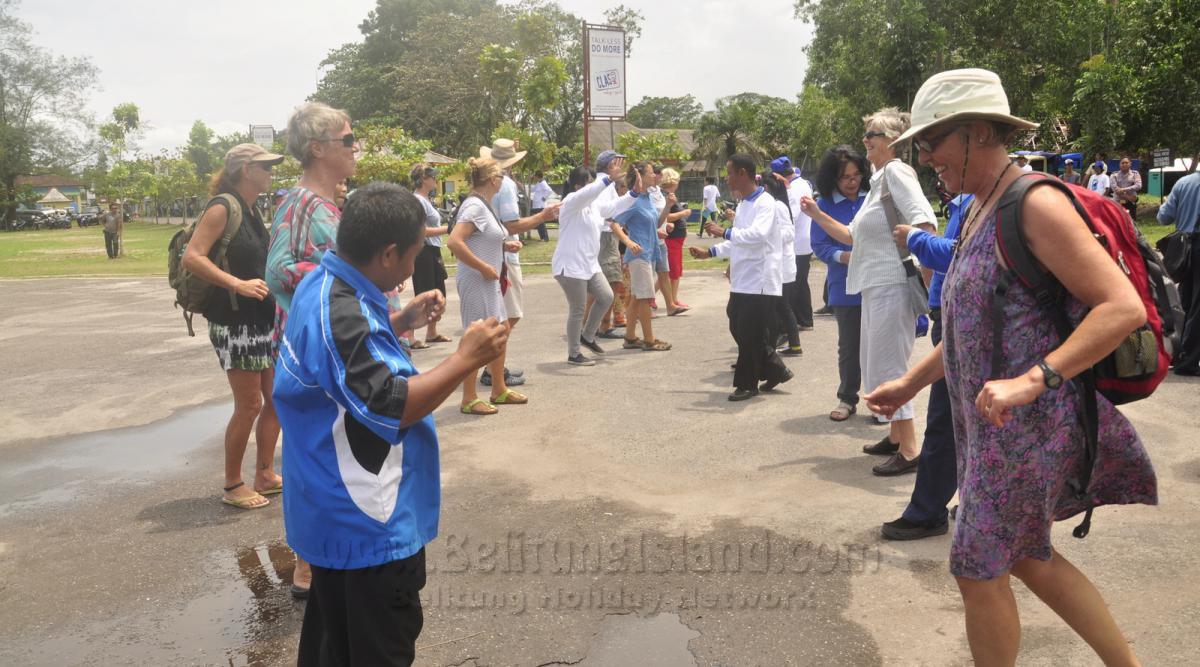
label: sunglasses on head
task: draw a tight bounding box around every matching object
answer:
[318,133,356,148]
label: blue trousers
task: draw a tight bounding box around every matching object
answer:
[900,313,958,525]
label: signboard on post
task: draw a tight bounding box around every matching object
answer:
[585,27,626,118]
[1152,148,1171,169]
[250,125,275,148]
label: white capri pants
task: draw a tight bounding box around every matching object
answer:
[859,282,917,421]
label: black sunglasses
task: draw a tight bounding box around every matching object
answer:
[915,128,959,154]
[318,133,356,148]
[863,131,888,140]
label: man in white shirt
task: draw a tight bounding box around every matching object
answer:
[699,177,720,237]
[771,156,816,330]
[1015,155,1033,173]
[1087,161,1111,195]
[530,171,555,241]
[691,154,792,401]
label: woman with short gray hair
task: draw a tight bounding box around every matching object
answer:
[801,107,938,477]
[264,100,359,599]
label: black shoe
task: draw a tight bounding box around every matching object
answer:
[814,306,833,316]
[862,436,900,455]
[728,387,759,401]
[760,368,794,392]
[872,453,919,476]
[880,517,949,541]
[1174,366,1200,377]
[580,336,605,355]
[567,354,596,366]
[597,328,624,340]
[780,345,803,356]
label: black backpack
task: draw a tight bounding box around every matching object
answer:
[167,194,244,336]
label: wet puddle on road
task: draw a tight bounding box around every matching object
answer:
[2,540,303,666]
[0,401,230,514]
[576,612,701,666]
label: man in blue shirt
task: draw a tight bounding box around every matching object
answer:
[1158,170,1200,375]
[275,182,507,666]
[879,193,972,540]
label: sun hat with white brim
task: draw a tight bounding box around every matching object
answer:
[891,68,1038,147]
[478,138,527,169]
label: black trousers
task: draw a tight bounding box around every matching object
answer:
[298,549,426,667]
[727,293,790,390]
[790,254,814,327]
[901,314,957,525]
[833,305,862,405]
[104,230,119,258]
[775,285,800,347]
[1176,240,1200,371]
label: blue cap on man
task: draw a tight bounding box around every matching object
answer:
[595,150,626,172]
[769,156,793,175]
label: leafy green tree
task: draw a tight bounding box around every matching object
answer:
[0,0,97,228]
[615,130,688,164]
[1070,55,1137,158]
[693,94,778,170]
[626,95,703,129]
[353,124,433,184]
[601,4,644,56]
[186,121,217,179]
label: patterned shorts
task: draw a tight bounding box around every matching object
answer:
[209,321,274,372]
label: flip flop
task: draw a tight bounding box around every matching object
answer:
[409,339,430,349]
[221,483,270,509]
[490,389,528,405]
[668,306,690,316]
[426,335,452,343]
[254,482,283,496]
[461,399,498,415]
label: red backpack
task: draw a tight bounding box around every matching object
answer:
[992,173,1181,538]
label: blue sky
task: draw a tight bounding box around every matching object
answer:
[20,0,812,153]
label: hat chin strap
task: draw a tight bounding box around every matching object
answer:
[956,132,970,196]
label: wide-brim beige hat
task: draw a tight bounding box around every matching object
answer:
[479,138,527,169]
[892,68,1038,147]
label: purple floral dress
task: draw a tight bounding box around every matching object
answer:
[941,210,1157,580]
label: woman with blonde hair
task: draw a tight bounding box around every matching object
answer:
[448,157,557,413]
[184,143,285,511]
[801,107,938,476]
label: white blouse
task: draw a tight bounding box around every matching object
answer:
[845,160,937,295]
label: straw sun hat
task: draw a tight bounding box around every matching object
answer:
[478,138,527,169]
[892,68,1038,147]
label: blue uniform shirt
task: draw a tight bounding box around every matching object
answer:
[906,194,973,308]
[274,252,440,569]
[1158,171,1200,233]
[811,192,865,307]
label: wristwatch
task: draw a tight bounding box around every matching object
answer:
[1038,360,1063,389]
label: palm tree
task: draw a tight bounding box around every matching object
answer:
[692,94,772,174]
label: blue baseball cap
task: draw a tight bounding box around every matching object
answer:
[769,156,792,175]
[595,150,626,172]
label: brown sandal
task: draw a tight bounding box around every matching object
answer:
[643,339,672,351]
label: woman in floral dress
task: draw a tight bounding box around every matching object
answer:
[868,69,1155,666]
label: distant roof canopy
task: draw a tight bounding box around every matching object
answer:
[38,187,72,204]
[17,174,86,189]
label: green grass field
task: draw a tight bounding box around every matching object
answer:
[0,212,1176,280]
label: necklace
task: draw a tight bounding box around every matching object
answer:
[955,163,1013,253]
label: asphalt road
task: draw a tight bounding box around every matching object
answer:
[0,270,1197,666]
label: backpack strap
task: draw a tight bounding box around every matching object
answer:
[990,172,1100,539]
[209,194,244,312]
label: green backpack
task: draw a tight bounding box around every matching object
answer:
[167,194,244,336]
